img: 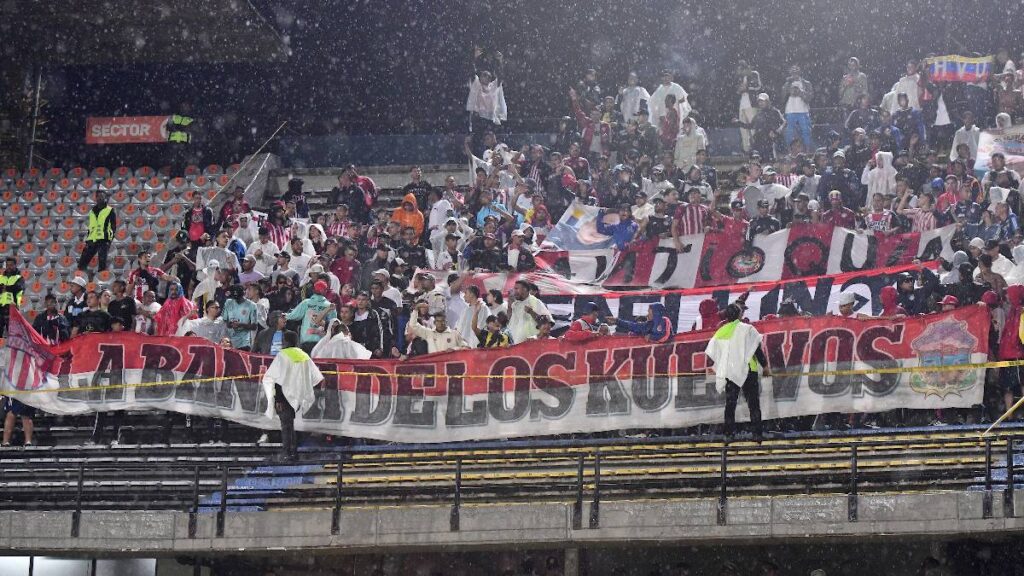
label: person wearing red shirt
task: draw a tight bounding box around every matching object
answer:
[330,244,361,288]
[564,302,609,342]
[218,186,251,230]
[935,175,959,213]
[820,190,858,228]
[127,251,176,301]
[672,188,710,252]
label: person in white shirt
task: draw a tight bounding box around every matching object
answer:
[949,110,981,162]
[426,188,455,234]
[618,71,651,123]
[247,227,279,277]
[455,285,488,348]
[649,69,690,132]
[506,280,550,343]
[133,290,161,335]
[782,65,814,151]
[287,237,311,280]
[893,60,921,111]
[232,212,258,246]
[406,310,467,353]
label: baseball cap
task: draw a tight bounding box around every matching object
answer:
[511,229,525,237]
[828,189,842,199]
[373,268,390,277]
[757,92,769,101]
[276,252,291,259]
[71,276,88,288]
[838,292,856,306]
[762,166,777,176]
[730,200,745,210]
[832,150,846,159]
[940,295,959,307]
[757,199,770,208]
[308,263,325,275]
[313,280,329,295]
[581,301,600,313]
[393,257,407,266]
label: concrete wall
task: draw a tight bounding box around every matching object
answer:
[0,490,1020,556]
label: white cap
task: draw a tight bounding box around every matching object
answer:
[810,570,827,576]
[207,259,221,269]
[373,268,390,277]
[757,92,769,101]
[71,276,88,288]
[307,263,325,275]
[838,292,856,306]
[969,237,985,250]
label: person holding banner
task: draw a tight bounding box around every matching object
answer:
[565,302,610,342]
[262,331,323,461]
[704,303,769,442]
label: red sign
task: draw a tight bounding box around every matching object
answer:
[85,116,169,145]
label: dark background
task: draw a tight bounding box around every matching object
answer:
[32,0,1024,166]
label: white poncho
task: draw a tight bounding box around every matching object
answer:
[704,320,763,394]
[261,347,324,420]
[466,76,508,125]
[311,320,373,360]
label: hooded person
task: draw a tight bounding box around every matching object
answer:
[261,330,323,461]
[191,259,221,309]
[391,193,425,238]
[1005,245,1024,286]
[861,151,897,209]
[696,298,722,330]
[704,303,768,441]
[311,318,373,360]
[612,302,674,343]
[940,251,971,285]
[286,280,338,352]
[232,212,259,246]
[154,283,197,337]
[878,285,907,317]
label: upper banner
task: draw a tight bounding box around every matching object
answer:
[85,116,170,145]
[975,124,1024,179]
[536,206,956,290]
[3,307,988,443]
[925,55,994,83]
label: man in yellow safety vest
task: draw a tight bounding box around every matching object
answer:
[77,190,117,273]
[0,256,23,337]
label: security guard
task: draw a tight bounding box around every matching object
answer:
[0,256,23,337]
[77,190,117,273]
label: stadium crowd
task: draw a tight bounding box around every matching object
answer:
[4,50,1024,450]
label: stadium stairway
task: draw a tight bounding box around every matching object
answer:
[4,421,1024,515]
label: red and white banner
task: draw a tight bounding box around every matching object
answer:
[85,116,170,145]
[536,204,957,290]
[2,307,988,443]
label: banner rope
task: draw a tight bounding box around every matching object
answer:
[1,358,1014,396]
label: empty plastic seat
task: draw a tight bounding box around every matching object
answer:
[77,177,98,193]
[226,163,241,177]
[134,166,155,180]
[44,167,65,183]
[143,204,162,217]
[129,215,148,231]
[167,176,189,194]
[99,177,119,192]
[38,215,54,229]
[22,167,42,183]
[25,279,45,299]
[43,189,61,203]
[122,203,139,217]
[91,167,110,180]
[3,167,20,184]
[122,176,142,191]
[110,188,130,204]
[153,214,173,232]
[18,242,38,257]
[29,254,49,271]
[192,175,212,190]
[51,203,70,217]
[114,228,129,242]
[156,189,174,203]
[8,228,25,242]
[57,255,76,271]
[74,202,92,217]
[113,166,133,182]
[167,203,185,217]
[29,202,47,217]
[14,178,31,192]
[43,268,59,283]
[95,270,113,283]
[53,177,74,192]
[143,177,164,192]
[139,228,156,243]
[7,203,24,216]
[204,187,220,201]
[21,190,38,203]
[203,164,224,177]
[44,241,63,257]
[153,241,167,254]
[67,166,87,181]
[133,189,152,204]
[181,188,196,202]
[183,165,202,180]
[0,189,16,203]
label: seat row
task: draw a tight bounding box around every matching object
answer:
[0,164,240,188]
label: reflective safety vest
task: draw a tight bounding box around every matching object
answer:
[87,206,114,242]
[0,272,22,307]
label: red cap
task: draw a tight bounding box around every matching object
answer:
[940,295,959,307]
[314,280,329,295]
[982,291,1000,307]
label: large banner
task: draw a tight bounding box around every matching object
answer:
[536,207,956,289]
[975,124,1024,179]
[3,307,988,443]
[85,116,170,145]
[925,55,994,83]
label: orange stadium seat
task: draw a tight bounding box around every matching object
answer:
[203,164,224,177]
[183,165,201,180]
[143,203,162,216]
[134,166,155,180]
[44,241,62,257]
[59,217,76,231]
[3,167,19,183]
[91,167,110,180]
[181,188,195,202]
[153,215,172,232]
[153,240,167,253]
[114,228,129,242]
[43,189,60,203]
[44,268,58,283]
[67,189,83,202]
[112,255,127,270]
[51,203,69,217]
[53,177,73,192]
[38,215,54,229]
[99,177,119,192]
[74,202,91,216]
[139,229,156,242]
[192,175,211,190]
[7,203,23,215]
[58,255,76,270]
[45,167,65,183]
[122,176,142,191]
[14,178,30,192]
[156,189,174,203]
[134,189,152,203]
[1,190,15,203]
[113,166,132,181]
[30,202,46,217]
[77,177,97,192]
[130,215,147,230]
[126,241,141,255]
[167,176,188,194]
[111,188,129,204]
[0,241,7,254]
[30,255,48,270]
[143,177,164,192]
[67,167,87,181]
[35,228,51,242]
[18,242,37,256]
[8,228,24,242]
[0,215,7,229]
[123,203,138,216]
[15,215,29,229]
[167,203,184,217]
[96,270,112,283]
[215,174,230,188]
[21,190,38,203]
[22,167,42,182]
[205,188,219,201]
